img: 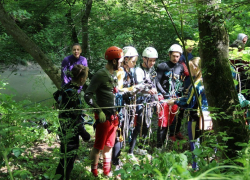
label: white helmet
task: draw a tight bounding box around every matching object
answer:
[122,46,138,57]
[142,47,158,58]
[168,44,183,54]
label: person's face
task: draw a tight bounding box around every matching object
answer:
[243,36,248,44]
[126,56,138,68]
[113,58,124,71]
[186,47,193,53]
[169,52,181,64]
[143,57,156,68]
[72,45,82,59]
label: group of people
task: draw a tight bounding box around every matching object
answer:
[55,32,249,179]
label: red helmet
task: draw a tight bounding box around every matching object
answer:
[105,46,123,61]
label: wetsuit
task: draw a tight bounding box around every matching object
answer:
[156,60,185,98]
[156,61,186,143]
[128,64,158,154]
[56,83,90,180]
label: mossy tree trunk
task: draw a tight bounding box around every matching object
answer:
[197,0,248,158]
[81,0,92,59]
[66,7,79,44]
[0,2,61,89]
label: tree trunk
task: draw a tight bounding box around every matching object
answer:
[0,3,61,89]
[66,8,79,44]
[81,0,92,59]
[198,0,248,158]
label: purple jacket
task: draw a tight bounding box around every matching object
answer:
[61,55,88,86]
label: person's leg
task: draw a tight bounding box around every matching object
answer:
[112,140,122,165]
[169,116,177,137]
[56,137,79,180]
[189,111,200,169]
[129,107,143,154]
[112,121,123,166]
[56,153,77,180]
[90,120,110,177]
[89,147,100,177]
[103,145,113,175]
[138,119,149,149]
[157,127,167,148]
[175,109,185,139]
[55,123,79,180]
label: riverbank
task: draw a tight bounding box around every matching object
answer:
[0,62,57,106]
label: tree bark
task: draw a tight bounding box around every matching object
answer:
[66,8,79,44]
[198,0,248,158]
[0,3,61,89]
[81,0,92,58]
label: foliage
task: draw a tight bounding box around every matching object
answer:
[1,0,250,179]
[1,77,250,179]
[0,79,59,179]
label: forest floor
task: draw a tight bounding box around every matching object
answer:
[0,121,190,180]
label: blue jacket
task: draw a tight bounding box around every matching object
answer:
[175,79,208,111]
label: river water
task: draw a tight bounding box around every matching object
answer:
[0,63,57,107]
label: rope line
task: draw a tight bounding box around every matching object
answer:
[1,101,160,116]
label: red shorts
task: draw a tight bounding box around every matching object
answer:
[94,114,118,150]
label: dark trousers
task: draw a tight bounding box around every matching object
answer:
[55,118,90,180]
[169,108,184,136]
[157,127,168,148]
[187,110,201,169]
[112,109,134,165]
[112,120,124,165]
[112,138,123,165]
[55,135,79,180]
[129,106,150,154]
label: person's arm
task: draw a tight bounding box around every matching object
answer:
[80,56,88,67]
[84,72,102,114]
[61,58,70,86]
[179,62,189,77]
[156,63,167,95]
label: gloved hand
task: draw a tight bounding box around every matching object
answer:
[99,111,106,123]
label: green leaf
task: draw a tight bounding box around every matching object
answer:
[13,148,25,157]
[193,148,202,156]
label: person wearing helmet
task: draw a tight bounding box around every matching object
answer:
[116,46,139,92]
[128,47,159,158]
[112,46,139,170]
[230,33,248,52]
[156,44,187,98]
[84,46,124,177]
[230,33,250,99]
[156,44,188,145]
